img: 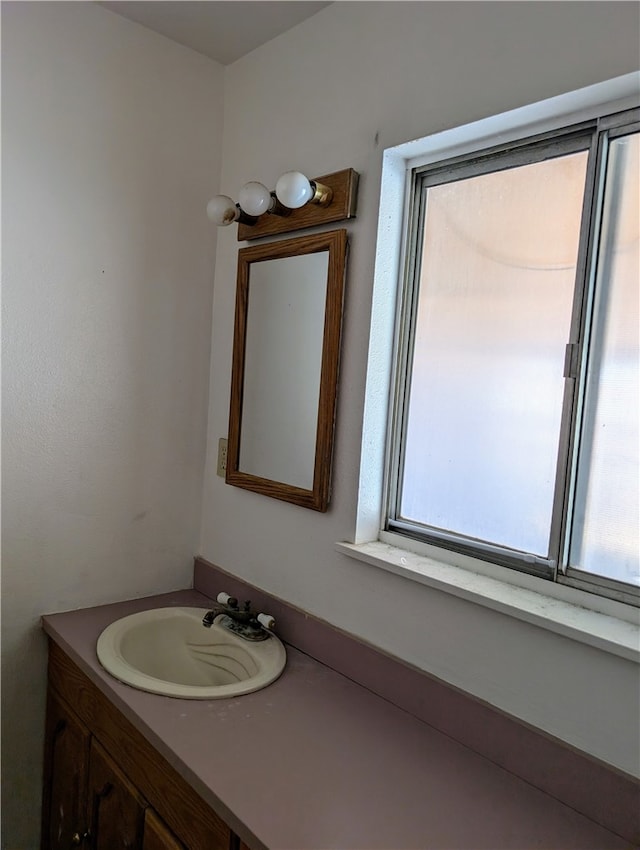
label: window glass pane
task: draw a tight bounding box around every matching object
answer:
[569,132,639,585]
[400,151,588,555]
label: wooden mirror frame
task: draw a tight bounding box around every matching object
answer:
[226,229,347,511]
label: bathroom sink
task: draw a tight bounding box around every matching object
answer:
[96,607,286,699]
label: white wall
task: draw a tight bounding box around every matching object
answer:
[200,2,640,777]
[1,4,223,847]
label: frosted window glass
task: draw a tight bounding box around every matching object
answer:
[569,133,639,585]
[400,152,588,555]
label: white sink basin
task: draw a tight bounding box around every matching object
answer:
[96,607,286,699]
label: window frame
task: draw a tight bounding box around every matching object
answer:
[560,112,640,604]
[383,106,639,606]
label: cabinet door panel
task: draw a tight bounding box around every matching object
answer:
[88,738,146,850]
[49,644,231,850]
[41,691,91,850]
[142,810,185,850]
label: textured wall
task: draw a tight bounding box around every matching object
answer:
[200,1,640,777]
[1,4,223,847]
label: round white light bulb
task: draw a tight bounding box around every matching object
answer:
[238,182,273,217]
[206,195,239,226]
[275,171,314,209]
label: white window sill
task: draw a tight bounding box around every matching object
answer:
[335,538,640,663]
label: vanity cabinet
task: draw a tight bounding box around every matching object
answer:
[41,642,243,850]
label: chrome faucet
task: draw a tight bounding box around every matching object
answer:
[202,593,275,641]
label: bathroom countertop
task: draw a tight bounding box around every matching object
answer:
[42,590,631,850]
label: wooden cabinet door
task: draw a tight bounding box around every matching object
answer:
[142,810,185,850]
[41,690,91,850]
[88,738,147,850]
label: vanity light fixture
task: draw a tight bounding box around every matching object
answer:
[208,172,333,226]
[206,168,359,241]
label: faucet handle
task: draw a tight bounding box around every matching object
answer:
[216,592,238,608]
[257,613,276,631]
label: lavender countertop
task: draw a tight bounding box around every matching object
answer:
[42,591,630,850]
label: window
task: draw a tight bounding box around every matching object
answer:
[386,108,639,605]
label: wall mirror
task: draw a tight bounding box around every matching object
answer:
[226,229,347,511]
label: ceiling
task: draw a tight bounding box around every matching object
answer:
[97,1,332,65]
